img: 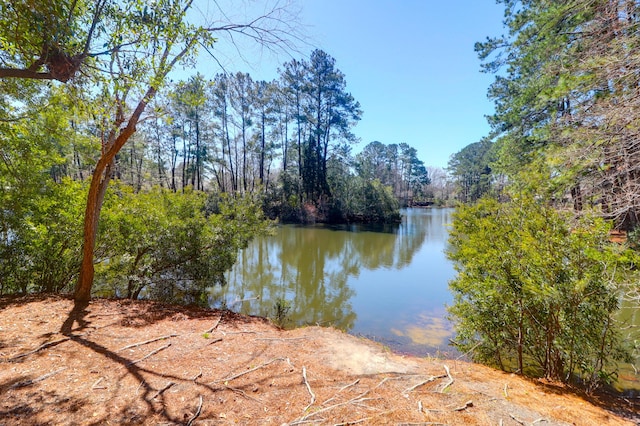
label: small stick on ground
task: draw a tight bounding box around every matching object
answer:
[509,413,526,425]
[302,366,316,411]
[215,357,287,383]
[293,377,391,424]
[150,381,175,400]
[203,314,223,334]
[127,343,171,366]
[186,395,203,426]
[224,385,262,403]
[116,334,177,352]
[441,364,454,393]
[404,375,447,394]
[191,369,203,383]
[9,337,70,361]
[453,400,473,412]
[91,377,106,390]
[206,337,223,345]
[322,378,360,406]
[10,368,67,388]
[503,383,509,398]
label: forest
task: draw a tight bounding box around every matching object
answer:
[0,1,433,304]
[445,0,640,391]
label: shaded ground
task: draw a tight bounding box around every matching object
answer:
[0,295,638,425]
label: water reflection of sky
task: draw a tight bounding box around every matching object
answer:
[218,208,457,356]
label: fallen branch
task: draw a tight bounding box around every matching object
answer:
[186,395,203,426]
[150,381,175,400]
[116,334,177,352]
[9,337,70,361]
[404,375,447,394]
[441,364,454,393]
[323,378,360,406]
[127,343,171,366]
[203,314,223,334]
[10,368,67,388]
[302,366,316,411]
[229,296,259,306]
[215,357,286,383]
[292,377,390,424]
[453,400,473,412]
[291,397,379,425]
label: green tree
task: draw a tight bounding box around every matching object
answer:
[447,195,633,388]
[448,138,495,203]
[96,185,270,303]
[0,0,106,82]
[303,49,362,200]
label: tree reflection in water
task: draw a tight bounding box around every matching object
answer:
[211,208,456,355]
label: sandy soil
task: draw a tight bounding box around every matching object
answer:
[0,295,638,425]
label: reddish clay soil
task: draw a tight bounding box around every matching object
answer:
[0,295,638,425]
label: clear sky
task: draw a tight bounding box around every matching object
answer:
[192,0,506,169]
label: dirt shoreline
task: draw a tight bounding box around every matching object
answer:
[0,295,638,425]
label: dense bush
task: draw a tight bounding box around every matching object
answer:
[447,195,634,389]
[95,185,271,303]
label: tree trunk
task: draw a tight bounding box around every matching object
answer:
[74,85,158,305]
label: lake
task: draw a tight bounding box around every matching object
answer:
[210,207,457,356]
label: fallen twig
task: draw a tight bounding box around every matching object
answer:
[9,337,70,361]
[509,413,525,425]
[404,375,447,394]
[322,378,360,406]
[292,377,390,424]
[503,383,509,398]
[441,364,454,393]
[150,381,175,400]
[116,334,177,352]
[224,385,262,403]
[215,357,287,383]
[10,368,67,388]
[191,369,203,383]
[229,296,259,306]
[91,377,106,390]
[127,343,171,366]
[302,366,316,411]
[186,395,203,426]
[204,314,223,334]
[452,400,473,412]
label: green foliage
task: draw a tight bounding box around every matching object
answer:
[447,195,633,388]
[447,138,496,203]
[95,185,271,303]
[0,178,86,295]
[271,298,292,328]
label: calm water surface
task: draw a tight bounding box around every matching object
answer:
[211,208,456,356]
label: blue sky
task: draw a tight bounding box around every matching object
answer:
[192,0,506,169]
